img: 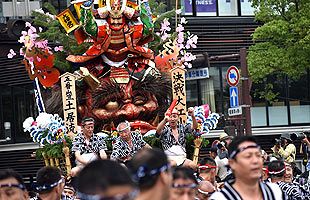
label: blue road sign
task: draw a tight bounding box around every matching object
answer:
[230,87,239,108]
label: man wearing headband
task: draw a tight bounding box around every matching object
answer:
[156,107,198,169]
[35,166,65,200]
[268,160,302,199]
[210,136,286,200]
[0,169,29,200]
[197,157,219,190]
[71,117,108,176]
[170,167,198,200]
[128,148,172,200]
[196,181,215,200]
[110,121,151,163]
[77,160,137,200]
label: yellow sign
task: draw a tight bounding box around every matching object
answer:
[57,9,79,33]
[170,66,187,124]
[60,72,78,135]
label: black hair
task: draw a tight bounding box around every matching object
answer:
[0,169,25,188]
[268,160,286,178]
[228,136,257,159]
[172,167,198,184]
[81,117,95,125]
[77,160,134,195]
[36,166,62,194]
[199,157,216,166]
[128,148,168,190]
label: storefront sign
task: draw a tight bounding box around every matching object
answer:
[184,0,217,15]
[228,106,242,116]
[185,67,209,80]
[60,72,78,135]
[171,66,187,124]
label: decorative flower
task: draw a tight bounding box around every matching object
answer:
[157,16,198,69]
[23,113,67,145]
[7,49,16,58]
[23,117,34,132]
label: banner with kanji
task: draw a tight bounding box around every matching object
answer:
[171,67,187,124]
[60,72,78,135]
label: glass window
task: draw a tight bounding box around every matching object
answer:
[240,0,255,15]
[218,0,238,16]
[186,80,199,107]
[0,87,13,142]
[182,0,217,16]
[289,74,310,124]
[251,82,267,127]
[268,75,288,126]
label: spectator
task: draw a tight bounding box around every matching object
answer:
[76,159,137,200]
[110,121,151,163]
[156,108,197,169]
[170,167,198,200]
[0,169,29,200]
[196,181,215,200]
[210,136,286,200]
[272,133,296,163]
[128,148,172,200]
[268,160,302,199]
[35,166,65,200]
[209,147,228,181]
[217,133,233,159]
[71,117,108,176]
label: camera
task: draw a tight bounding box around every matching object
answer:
[290,132,306,141]
[274,138,282,146]
[217,141,226,149]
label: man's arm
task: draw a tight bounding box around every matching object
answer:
[278,144,296,159]
[75,151,88,166]
[156,114,169,135]
[99,149,107,159]
[188,107,198,130]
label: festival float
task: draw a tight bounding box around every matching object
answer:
[9,0,220,170]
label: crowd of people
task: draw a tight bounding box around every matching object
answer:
[1,108,310,200]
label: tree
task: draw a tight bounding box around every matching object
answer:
[247,0,310,101]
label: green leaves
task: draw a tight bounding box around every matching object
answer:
[248,0,310,100]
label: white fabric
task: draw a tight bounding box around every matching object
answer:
[164,145,187,166]
[76,153,98,167]
[215,156,228,181]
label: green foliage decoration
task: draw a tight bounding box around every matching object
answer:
[35,135,72,159]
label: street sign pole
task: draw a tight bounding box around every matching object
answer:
[240,48,252,136]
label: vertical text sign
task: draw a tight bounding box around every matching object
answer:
[60,72,78,135]
[171,66,187,124]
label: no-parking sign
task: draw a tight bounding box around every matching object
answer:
[226,66,240,86]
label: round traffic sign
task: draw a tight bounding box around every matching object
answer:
[226,66,240,86]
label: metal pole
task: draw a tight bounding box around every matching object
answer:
[240,48,252,135]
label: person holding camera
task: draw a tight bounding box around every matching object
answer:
[272,133,296,163]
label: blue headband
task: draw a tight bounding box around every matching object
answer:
[229,145,261,159]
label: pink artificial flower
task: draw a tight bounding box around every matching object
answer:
[180,17,187,24]
[177,32,184,44]
[161,33,169,41]
[185,34,198,49]
[54,46,64,52]
[7,49,16,58]
[19,48,24,56]
[25,22,32,27]
[176,24,184,33]
[160,18,171,34]
[176,9,182,14]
